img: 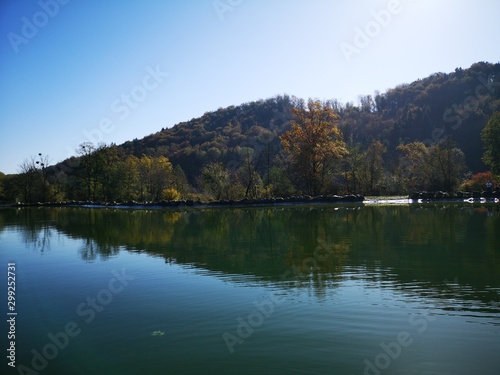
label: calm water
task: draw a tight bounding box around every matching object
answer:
[1,204,499,375]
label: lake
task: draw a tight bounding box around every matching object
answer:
[1,204,499,375]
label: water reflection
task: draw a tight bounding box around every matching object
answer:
[1,204,499,308]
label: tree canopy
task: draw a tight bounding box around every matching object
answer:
[2,62,500,203]
[280,99,347,195]
[481,112,500,174]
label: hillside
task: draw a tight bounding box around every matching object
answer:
[120,95,295,184]
[338,61,500,172]
[2,61,500,203]
[119,61,500,177]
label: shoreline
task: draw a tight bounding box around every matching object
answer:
[0,194,365,209]
[1,191,500,210]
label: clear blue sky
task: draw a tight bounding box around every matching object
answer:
[1,0,499,174]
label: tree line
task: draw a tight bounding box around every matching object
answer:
[1,62,500,203]
[1,101,499,204]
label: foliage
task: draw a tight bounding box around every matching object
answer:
[397,142,429,191]
[481,112,500,174]
[200,163,232,200]
[14,153,57,203]
[162,188,181,201]
[397,141,466,192]
[67,145,176,202]
[268,166,296,197]
[172,165,190,197]
[338,62,500,172]
[280,99,348,195]
[138,155,173,201]
[120,94,295,186]
[0,172,5,202]
[4,63,500,202]
[342,141,387,195]
[427,140,466,191]
[461,171,500,191]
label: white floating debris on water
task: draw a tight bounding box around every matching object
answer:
[151,330,165,337]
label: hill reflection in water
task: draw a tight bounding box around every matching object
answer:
[2,204,499,308]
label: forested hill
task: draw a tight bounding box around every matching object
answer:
[120,61,500,179]
[120,95,295,184]
[337,61,500,172]
[2,61,500,203]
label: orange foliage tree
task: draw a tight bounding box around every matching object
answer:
[280,99,348,195]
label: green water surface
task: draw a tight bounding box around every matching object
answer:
[0,204,499,375]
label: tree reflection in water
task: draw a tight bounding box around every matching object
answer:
[0,204,499,307]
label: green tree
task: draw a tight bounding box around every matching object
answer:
[398,141,466,192]
[172,165,190,197]
[427,140,466,191]
[201,162,231,200]
[0,172,5,202]
[123,155,139,200]
[138,155,173,201]
[359,141,387,195]
[280,99,348,195]
[397,142,430,192]
[240,149,264,198]
[149,156,173,201]
[1,174,20,203]
[77,143,98,200]
[268,166,295,197]
[94,145,125,201]
[481,112,500,174]
[341,144,363,195]
[137,155,151,200]
[16,154,49,203]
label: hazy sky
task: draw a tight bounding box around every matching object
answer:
[1,0,499,174]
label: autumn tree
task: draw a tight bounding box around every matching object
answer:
[481,112,500,174]
[280,99,348,195]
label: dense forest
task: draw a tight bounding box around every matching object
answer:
[1,62,500,203]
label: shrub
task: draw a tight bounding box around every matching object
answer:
[162,188,181,201]
[461,172,499,191]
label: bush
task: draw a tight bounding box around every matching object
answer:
[162,188,181,201]
[461,172,499,191]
